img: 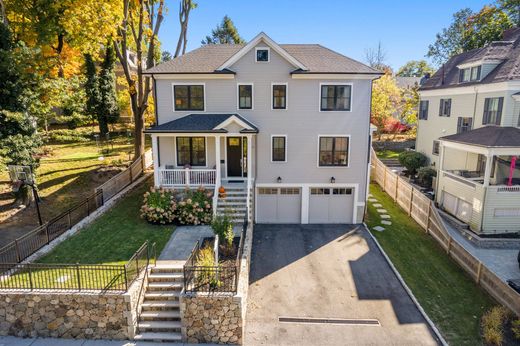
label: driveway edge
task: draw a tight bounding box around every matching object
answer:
[362,223,448,346]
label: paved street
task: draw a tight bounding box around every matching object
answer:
[0,336,218,346]
[245,224,440,346]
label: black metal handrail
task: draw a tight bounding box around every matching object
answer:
[135,241,156,334]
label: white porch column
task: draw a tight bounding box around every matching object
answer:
[246,135,252,187]
[215,135,221,186]
[151,134,160,187]
[483,152,494,187]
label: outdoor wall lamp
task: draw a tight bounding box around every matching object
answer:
[277,176,282,183]
[330,177,336,184]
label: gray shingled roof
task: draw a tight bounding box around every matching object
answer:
[439,126,520,147]
[145,113,258,133]
[145,44,380,75]
[421,28,520,90]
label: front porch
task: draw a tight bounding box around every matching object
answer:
[436,126,520,234]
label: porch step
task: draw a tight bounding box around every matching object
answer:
[134,332,182,342]
[147,282,183,291]
[140,311,181,320]
[144,291,181,300]
[141,300,180,310]
[147,273,183,282]
[150,265,183,274]
[138,320,181,331]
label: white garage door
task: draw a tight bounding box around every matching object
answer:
[309,188,354,224]
[256,187,301,223]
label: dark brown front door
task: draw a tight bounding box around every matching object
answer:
[227,137,242,177]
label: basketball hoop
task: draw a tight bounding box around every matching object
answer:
[8,165,33,185]
[11,180,22,193]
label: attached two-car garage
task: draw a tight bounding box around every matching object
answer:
[255,186,355,224]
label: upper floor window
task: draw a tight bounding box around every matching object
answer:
[318,136,349,167]
[459,66,481,83]
[174,85,204,111]
[271,136,287,162]
[238,84,253,109]
[432,140,440,155]
[176,137,206,166]
[439,99,451,117]
[320,85,351,111]
[255,47,270,62]
[482,97,503,125]
[272,84,287,109]
[457,117,473,133]
[419,100,429,120]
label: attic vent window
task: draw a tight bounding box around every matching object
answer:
[255,47,270,62]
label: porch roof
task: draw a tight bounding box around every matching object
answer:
[145,113,259,134]
[439,126,520,148]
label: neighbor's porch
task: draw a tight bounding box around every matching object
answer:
[436,139,520,234]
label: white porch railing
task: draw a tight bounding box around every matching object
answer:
[158,168,216,187]
[488,185,520,193]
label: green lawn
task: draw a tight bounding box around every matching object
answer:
[375,149,402,159]
[366,183,495,346]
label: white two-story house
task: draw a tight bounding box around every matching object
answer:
[416,27,520,234]
[144,32,381,225]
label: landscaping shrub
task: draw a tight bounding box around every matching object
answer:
[45,129,92,143]
[195,245,221,289]
[417,167,437,188]
[512,319,520,340]
[481,306,509,345]
[176,187,213,225]
[140,187,177,224]
[398,151,428,175]
[211,213,234,253]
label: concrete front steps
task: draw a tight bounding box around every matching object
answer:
[134,264,184,343]
[217,185,248,223]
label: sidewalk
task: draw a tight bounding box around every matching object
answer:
[440,216,519,282]
[0,336,220,346]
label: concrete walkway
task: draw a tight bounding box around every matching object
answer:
[0,336,220,346]
[440,217,520,282]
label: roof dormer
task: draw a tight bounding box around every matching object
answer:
[457,59,503,83]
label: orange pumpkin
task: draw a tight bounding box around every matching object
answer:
[219,186,226,194]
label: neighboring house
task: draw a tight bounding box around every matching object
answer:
[395,76,421,90]
[416,27,520,234]
[144,32,381,224]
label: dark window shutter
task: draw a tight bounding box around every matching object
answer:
[496,97,503,125]
[477,66,481,80]
[459,69,464,82]
[425,101,429,120]
[447,99,451,116]
[482,98,490,124]
[457,117,462,133]
[439,100,443,116]
[468,118,473,130]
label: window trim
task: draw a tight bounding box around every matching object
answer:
[432,140,440,156]
[319,83,353,112]
[254,47,270,63]
[236,83,254,110]
[419,100,429,120]
[317,135,351,168]
[271,82,288,110]
[482,97,503,125]
[174,136,207,167]
[271,135,287,163]
[439,98,451,117]
[459,66,481,83]
[172,83,206,112]
[457,117,473,133]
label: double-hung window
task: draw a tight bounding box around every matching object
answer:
[439,99,451,117]
[238,84,253,109]
[176,137,206,167]
[318,136,349,167]
[173,85,204,111]
[320,85,351,111]
[457,117,473,133]
[482,97,503,125]
[419,100,429,120]
[272,84,287,109]
[459,66,481,83]
[271,136,287,162]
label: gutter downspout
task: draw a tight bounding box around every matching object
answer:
[471,86,479,127]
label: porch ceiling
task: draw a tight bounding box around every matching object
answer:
[145,113,259,134]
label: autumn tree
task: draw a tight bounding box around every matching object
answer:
[497,0,520,26]
[397,60,435,77]
[174,0,197,57]
[371,73,402,137]
[202,15,245,44]
[364,41,390,72]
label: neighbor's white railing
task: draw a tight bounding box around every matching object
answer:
[158,168,216,187]
[490,185,520,193]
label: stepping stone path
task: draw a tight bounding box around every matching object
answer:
[381,220,392,225]
[380,214,391,219]
[376,209,387,213]
[368,198,378,202]
[373,226,385,232]
[373,203,383,208]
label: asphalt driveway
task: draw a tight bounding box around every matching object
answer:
[245,224,440,346]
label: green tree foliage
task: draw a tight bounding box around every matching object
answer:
[161,50,172,62]
[498,0,520,26]
[398,151,428,176]
[202,15,245,44]
[462,5,513,52]
[397,60,435,77]
[371,73,402,134]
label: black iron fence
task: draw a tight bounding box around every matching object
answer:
[0,151,152,271]
[184,218,248,294]
[0,241,155,292]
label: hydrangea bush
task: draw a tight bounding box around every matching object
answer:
[140,187,177,224]
[176,187,213,225]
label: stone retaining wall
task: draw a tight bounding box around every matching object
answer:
[0,273,144,339]
[373,140,415,152]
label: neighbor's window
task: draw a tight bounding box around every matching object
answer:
[459,66,481,83]
[174,85,204,111]
[457,117,473,133]
[419,100,429,120]
[176,137,206,166]
[320,85,351,111]
[482,97,503,125]
[271,136,286,162]
[238,84,253,109]
[432,140,440,155]
[439,99,451,117]
[256,48,269,62]
[272,84,287,109]
[319,137,349,166]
